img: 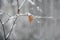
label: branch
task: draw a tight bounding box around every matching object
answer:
[6,0,21,39]
[34,16,53,19]
[0,10,12,25]
[17,0,20,14]
[6,15,17,40]
[6,24,16,40]
[28,0,35,5]
[6,0,20,37]
[0,19,6,40]
[19,0,26,9]
[16,0,26,14]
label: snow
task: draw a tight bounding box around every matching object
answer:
[19,0,26,9]
[37,6,43,12]
[28,0,35,5]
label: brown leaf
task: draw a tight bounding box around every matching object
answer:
[28,15,33,23]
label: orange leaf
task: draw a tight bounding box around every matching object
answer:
[28,15,33,23]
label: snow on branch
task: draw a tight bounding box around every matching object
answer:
[34,16,53,19]
[6,24,16,39]
[0,10,18,40]
[0,0,56,40]
[28,0,35,5]
[16,12,54,23]
[6,15,17,39]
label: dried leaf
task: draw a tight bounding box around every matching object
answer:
[28,15,33,23]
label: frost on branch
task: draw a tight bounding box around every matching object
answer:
[28,0,35,5]
[0,0,57,40]
[26,12,54,24]
[7,15,17,29]
[5,15,17,39]
[6,24,16,39]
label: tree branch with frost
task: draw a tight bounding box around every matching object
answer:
[0,0,19,40]
[0,0,35,40]
[6,0,19,39]
[18,12,54,23]
[6,0,22,39]
[0,15,17,40]
[0,11,16,40]
[0,10,11,25]
[6,0,27,39]
[0,0,56,40]
[6,15,17,40]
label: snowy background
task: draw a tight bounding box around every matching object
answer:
[0,0,60,40]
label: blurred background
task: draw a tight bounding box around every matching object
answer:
[0,0,60,40]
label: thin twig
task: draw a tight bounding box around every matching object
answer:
[0,10,11,17]
[19,0,26,9]
[6,15,17,40]
[17,0,20,14]
[6,0,20,39]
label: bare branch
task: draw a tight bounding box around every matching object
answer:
[0,19,6,40]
